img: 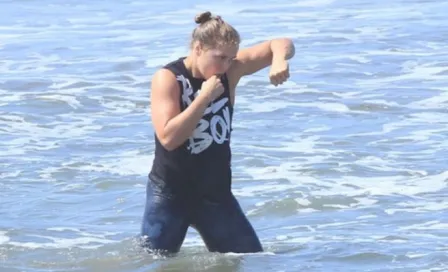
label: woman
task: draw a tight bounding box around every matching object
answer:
[141,11,295,254]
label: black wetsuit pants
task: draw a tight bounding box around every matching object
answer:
[140,174,263,254]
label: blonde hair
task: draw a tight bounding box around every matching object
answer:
[191,11,241,49]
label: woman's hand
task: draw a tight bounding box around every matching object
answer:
[199,75,225,102]
[269,58,290,86]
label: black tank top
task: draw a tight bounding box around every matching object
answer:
[150,57,234,199]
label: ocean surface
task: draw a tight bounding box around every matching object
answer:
[1,0,447,271]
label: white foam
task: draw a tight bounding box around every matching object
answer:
[299,208,319,213]
[397,128,447,142]
[243,101,296,113]
[48,79,91,95]
[353,156,428,176]
[285,236,315,244]
[282,85,323,95]
[356,62,447,87]
[406,253,429,259]
[5,227,122,250]
[311,102,350,112]
[385,208,421,215]
[99,99,137,114]
[275,235,289,241]
[238,154,447,211]
[354,197,378,207]
[302,126,332,133]
[289,0,335,7]
[59,183,86,192]
[276,136,337,155]
[0,94,25,102]
[336,171,448,196]
[399,221,448,231]
[2,115,105,150]
[317,220,361,229]
[418,266,448,272]
[349,116,426,137]
[264,80,300,89]
[295,198,312,206]
[8,236,116,249]
[38,94,82,109]
[247,101,350,113]
[47,227,82,232]
[0,170,22,179]
[408,90,448,109]
[363,99,402,108]
[0,231,10,245]
[396,200,448,212]
[74,151,154,176]
[357,215,377,219]
[233,182,299,197]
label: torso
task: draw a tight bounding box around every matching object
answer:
[150,57,235,199]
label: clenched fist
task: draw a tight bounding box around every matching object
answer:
[269,58,290,86]
[199,75,225,103]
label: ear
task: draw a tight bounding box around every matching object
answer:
[193,41,203,56]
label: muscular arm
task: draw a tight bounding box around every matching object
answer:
[150,69,210,151]
[228,38,295,89]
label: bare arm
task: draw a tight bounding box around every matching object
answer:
[150,69,210,151]
[228,38,295,88]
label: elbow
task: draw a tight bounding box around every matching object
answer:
[159,134,180,151]
[159,136,177,151]
[271,37,296,60]
[283,38,295,60]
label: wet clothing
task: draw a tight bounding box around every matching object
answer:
[141,174,263,253]
[141,57,262,253]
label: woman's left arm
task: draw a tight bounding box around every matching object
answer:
[229,38,296,87]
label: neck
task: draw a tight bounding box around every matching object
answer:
[183,56,204,79]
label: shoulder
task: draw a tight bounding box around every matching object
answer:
[162,57,185,75]
[152,57,186,86]
[152,67,178,84]
[151,68,180,97]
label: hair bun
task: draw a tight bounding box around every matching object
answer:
[195,11,212,24]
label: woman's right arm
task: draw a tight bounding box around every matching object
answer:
[150,69,211,151]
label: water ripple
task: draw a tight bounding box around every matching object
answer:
[1,0,447,271]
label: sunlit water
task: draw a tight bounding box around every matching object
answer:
[1,0,447,271]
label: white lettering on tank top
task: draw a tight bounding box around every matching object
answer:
[177,75,231,154]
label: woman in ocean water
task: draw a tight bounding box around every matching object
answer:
[141,11,295,254]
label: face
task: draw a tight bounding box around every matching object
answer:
[195,42,239,79]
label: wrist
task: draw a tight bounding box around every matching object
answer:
[272,54,287,63]
[197,89,212,105]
